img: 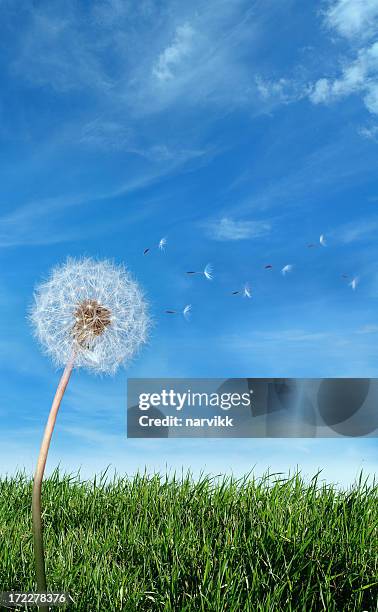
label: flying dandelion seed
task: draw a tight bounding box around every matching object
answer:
[319,234,326,247]
[349,276,359,291]
[186,263,214,280]
[281,264,293,276]
[183,304,192,319]
[165,304,192,320]
[204,264,213,280]
[29,257,150,601]
[144,237,167,255]
[232,283,251,298]
[158,237,167,251]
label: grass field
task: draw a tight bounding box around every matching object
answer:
[0,470,377,611]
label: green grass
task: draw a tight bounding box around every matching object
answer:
[0,470,377,611]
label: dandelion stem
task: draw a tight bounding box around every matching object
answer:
[32,356,75,610]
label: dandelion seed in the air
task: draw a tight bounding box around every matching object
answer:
[349,276,359,291]
[204,263,213,280]
[281,264,293,276]
[186,263,214,281]
[158,237,167,251]
[232,283,251,298]
[144,236,167,255]
[29,257,150,600]
[183,304,192,319]
[165,304,192,320]
[319,234,326,247]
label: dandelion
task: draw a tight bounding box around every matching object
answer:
[29,257,150,602]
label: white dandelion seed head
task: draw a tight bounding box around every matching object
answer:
[29,257,151,375]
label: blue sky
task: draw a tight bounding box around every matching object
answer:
[1,0,378,487]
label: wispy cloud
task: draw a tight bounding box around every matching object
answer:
[230,134,375,218]
[152,23,195,82]
[76,117,209,160]
[356,324,378,334]
[358,124,378,142]
[221,324,378,378]
[334,217,378,244]
[10,1,267,120]
[0,194,88,248]
[255,76,308,105]
[0,148,212,248]
[203,217,271,241]
[231,329,331,346]
[12,9,113,94]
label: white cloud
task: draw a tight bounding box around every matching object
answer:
[11,1,262,119]
[325,0,378,41]
[261,1,378,117]
[358,124,378,141]
[13,10,113,94]
[310,78,331,104]
[313,3,378,115]
[309,41,378,113]
[255,76,309,105]
[152,23,195,82]
[204,217,271,241]
[78,118,134,150]
[76,117,209,161]
[364,81,378,113]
